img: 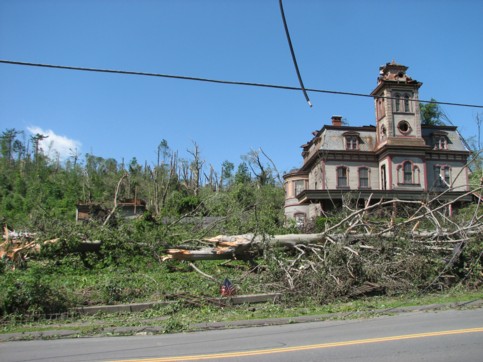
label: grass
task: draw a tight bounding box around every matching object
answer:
[1,287,481,338]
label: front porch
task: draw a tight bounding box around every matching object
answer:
[296,189,474,217]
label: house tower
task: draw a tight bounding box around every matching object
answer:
[371,61,425,149]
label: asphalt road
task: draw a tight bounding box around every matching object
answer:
[2,308,482,362]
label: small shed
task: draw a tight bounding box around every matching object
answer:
[76,199,146,222]
[75,203,108,222]
[117,198,147,219]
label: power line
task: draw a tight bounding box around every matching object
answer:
[1,59,482,109]
[279,0,312,107]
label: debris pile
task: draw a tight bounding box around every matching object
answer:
[160,195,483,300]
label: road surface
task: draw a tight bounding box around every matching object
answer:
[1,308,482,361]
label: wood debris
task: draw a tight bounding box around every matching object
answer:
[160,194,482,296]
[1,226,59,268]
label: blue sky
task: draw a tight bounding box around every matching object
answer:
[1,0,482,175]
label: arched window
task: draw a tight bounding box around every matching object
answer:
[403,162,412,183]
[377,98,386,119]
[434,165,451,187]
[434,165,441,187]
[404,94,410,112]
[398,161,420,185]
[337,166,349,188]
[395,94,401,112]
[414,165,420,185]
[443,167,450,185]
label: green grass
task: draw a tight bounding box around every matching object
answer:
[1,288,481,338]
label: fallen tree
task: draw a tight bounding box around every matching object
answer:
[1,226,102,269]
[0,229,59,268]
[163,192,482,261]
[161,190,483,299]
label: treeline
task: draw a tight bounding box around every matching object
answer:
[0,128,285,231]
[1,128,481,318]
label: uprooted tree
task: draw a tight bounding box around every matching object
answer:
[161,189,483,301]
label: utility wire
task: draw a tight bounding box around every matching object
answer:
[1,59,482,109]
[279,0,312,107]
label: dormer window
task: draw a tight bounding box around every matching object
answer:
[434,135,448,150]
[346,136,358,150]
[343,132,361,150]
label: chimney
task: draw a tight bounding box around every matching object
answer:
[331,115,342,127]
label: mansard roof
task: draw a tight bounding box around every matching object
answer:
[301,125,375,150]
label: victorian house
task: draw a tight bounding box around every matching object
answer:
[284,62,472,224]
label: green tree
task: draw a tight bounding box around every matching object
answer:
[234,162,251,184]
[1,129,22,164]
[30,133,49,162]
[420,99,446,126]
[220,160,234,189]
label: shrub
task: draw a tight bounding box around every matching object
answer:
[0,264,70,317]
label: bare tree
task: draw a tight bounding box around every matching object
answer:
[242,148,274,187]
[103,173,129,226]
[187,142,204,196]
